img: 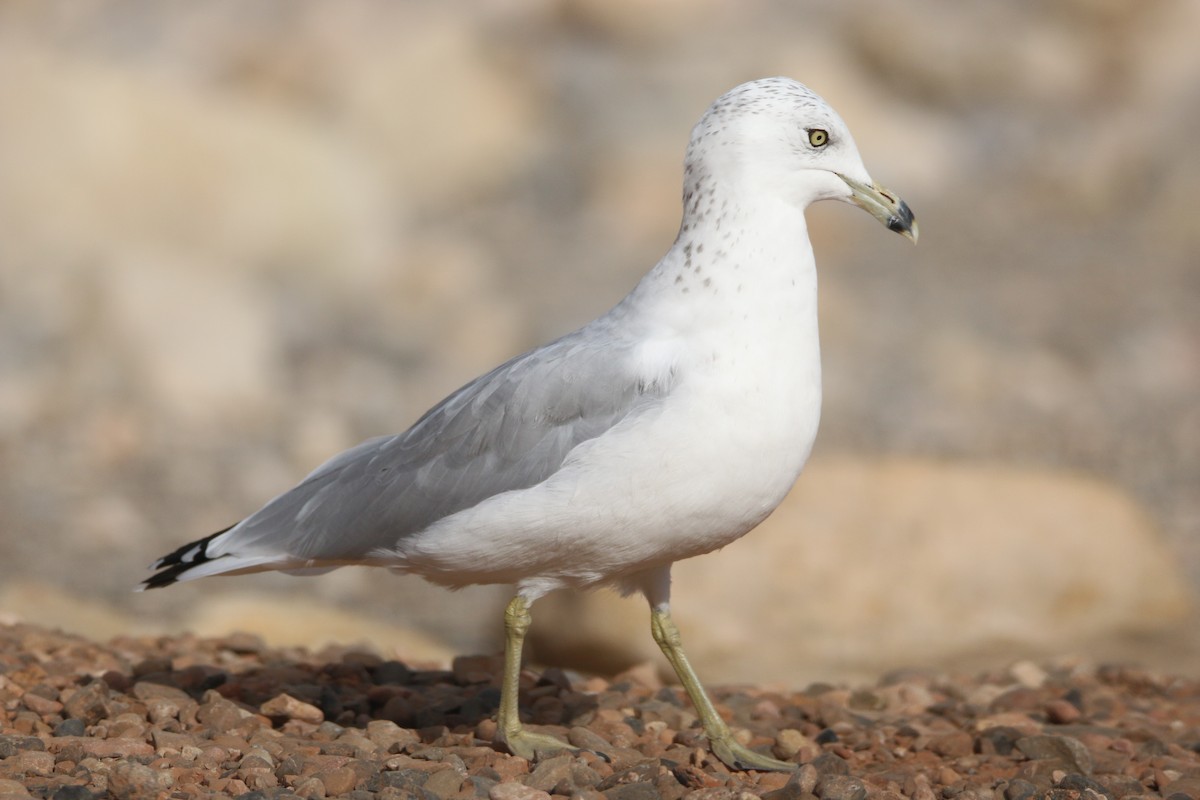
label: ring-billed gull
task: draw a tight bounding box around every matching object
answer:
[141,77,916,771]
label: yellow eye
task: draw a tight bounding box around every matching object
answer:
[808,129,828,147]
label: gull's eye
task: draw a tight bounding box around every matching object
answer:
[807,128,829,148]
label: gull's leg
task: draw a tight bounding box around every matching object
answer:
[494,594,573,760]
[643,568,796,772]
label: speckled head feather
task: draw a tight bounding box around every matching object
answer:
[683,77,869,209]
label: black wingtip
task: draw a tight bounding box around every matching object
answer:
[140,563,192,590]
[140,523,237,590]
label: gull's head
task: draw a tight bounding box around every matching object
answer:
[686,77,917,243]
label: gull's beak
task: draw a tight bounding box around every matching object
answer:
[837,174,918,244]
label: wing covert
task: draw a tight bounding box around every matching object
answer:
[210,329,674,562]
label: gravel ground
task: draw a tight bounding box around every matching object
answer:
[1,623,1198,800]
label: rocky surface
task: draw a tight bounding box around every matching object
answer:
[1,623,1199,800]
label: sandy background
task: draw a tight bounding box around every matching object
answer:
[0,1,1197,685]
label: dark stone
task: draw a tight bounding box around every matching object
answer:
[978,726,1023,756]
[468,775,498,797]
[322,662,370,685]
[1137,738,1170,758]
[814,728,839,745]
[1015,735,1094,774]
[810,752,850,777]
[415,700,461,728]
[62,681,111,726]
[669,764,712,791]
[375,768,432,791]
[373,660,413,685]
[51,788,96,800]
[275,754,305,780]
[100,670,132,692]
[318,685,343,719]
[0,734,46,756]
[54,718,87,737]
[1003,779,1039,800]
[536,667,573,691]
[196,671,229,692]
[378,694,415,727]
[460,686,501,720]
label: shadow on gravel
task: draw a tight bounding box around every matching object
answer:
[109,647,598,737]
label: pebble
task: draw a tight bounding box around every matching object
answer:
[107,761,174,797]
[1008,661,1049,689]
[316,765,359,795]
[51,719,86,738]
[929,731,974,758]
[426,767,466,797]
[775,728,812,758]
[1045,699,1082,724]
[522,753,575,791]
[60,682,111,726]
[261,692,326,724]
[0,778,32,798]
[1015,735,1095,775]
[489,782,552,800]
[21,691,63,716]
[814,774,867,800]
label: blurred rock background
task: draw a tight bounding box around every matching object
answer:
[0,1,1196,685]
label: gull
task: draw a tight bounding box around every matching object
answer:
[141,77,916,771]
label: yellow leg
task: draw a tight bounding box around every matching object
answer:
[650,606,795,771]
[494,595,572,760]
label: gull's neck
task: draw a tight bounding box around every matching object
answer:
[619,179,819,339]
[607,172,826,477]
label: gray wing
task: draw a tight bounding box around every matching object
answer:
[220,327,671,561]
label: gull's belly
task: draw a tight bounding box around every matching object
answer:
[585,353,822,557]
